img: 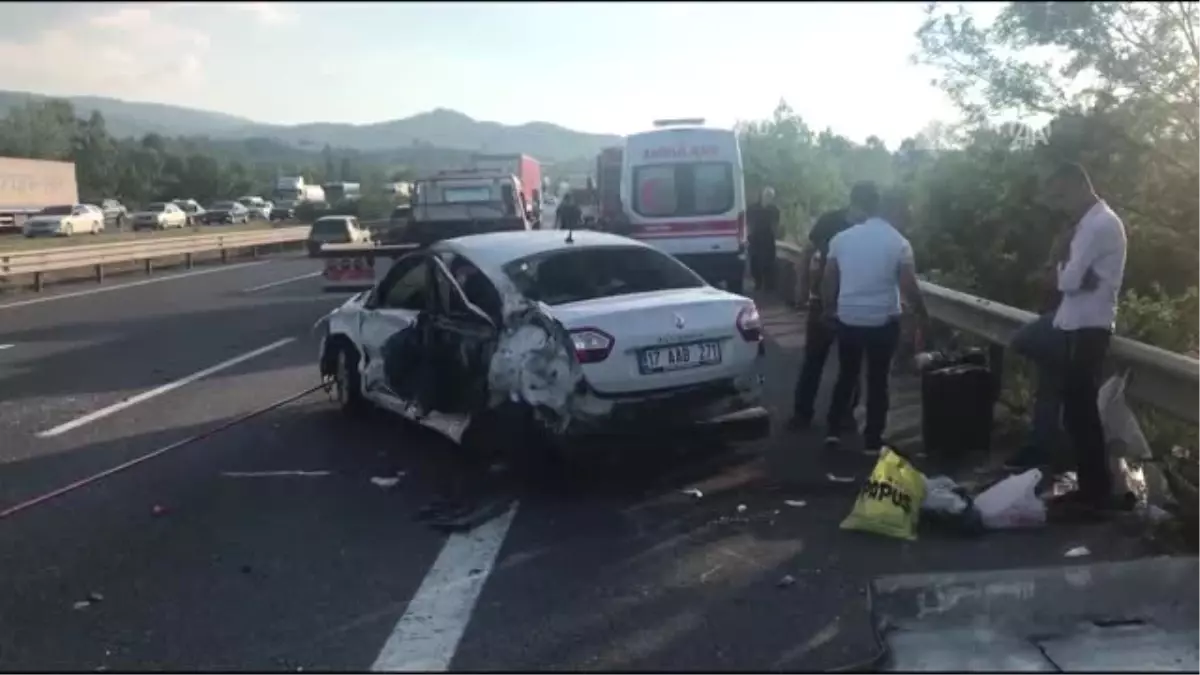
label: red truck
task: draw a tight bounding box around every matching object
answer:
[470,153,542,223]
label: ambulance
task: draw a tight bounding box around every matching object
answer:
[616,119,748,294]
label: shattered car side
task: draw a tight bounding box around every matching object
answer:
[316,232,768,455]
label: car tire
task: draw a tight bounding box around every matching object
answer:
[333,344,368,415]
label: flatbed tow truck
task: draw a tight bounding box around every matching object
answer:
[315,168,532,292]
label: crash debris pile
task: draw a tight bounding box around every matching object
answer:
[839,447,1052,541]
[837,372,1181,542]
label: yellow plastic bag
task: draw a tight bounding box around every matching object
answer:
[839,447,926,541]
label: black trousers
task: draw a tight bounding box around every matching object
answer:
[827,319,900,448]
[1062,328,1113,501]
[793,310,860,422]
[748,237,776,291]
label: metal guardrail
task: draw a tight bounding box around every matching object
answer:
[0,219,394,291]
[774,240,1200,424]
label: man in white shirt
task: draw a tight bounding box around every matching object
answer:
[1043,162,1128,514]
[821,182,930,451]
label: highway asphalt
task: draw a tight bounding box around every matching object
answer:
[0,250,1154,671]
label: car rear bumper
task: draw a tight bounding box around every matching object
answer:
[559,371,768,444]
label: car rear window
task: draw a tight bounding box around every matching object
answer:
[632,161,734,218]
[502,245,704,306]
[312,219,349,236]
[443,186,493,203]
[147,203,167,211]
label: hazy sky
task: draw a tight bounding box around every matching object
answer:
[0,2,1006,148]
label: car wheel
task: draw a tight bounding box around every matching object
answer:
[333,344,368,415]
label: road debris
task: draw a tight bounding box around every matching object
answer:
[736,504,748,513]
[220,470,331,478]
[826,473,855,484]
[73,592,105,610]
[776,574,796,588]
[783,499,807,508]
[370,471,406,489]
[150,504,168,517]
[1064,546,1091,558]
[681,488,704,499]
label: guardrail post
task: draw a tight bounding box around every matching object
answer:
[220,249,229,264]
[251,246,259,259]
[94,264,104,284]
[144,259,153,276]
[33,272,44,292]
[185,253,194,270]
[988,344,1005,403]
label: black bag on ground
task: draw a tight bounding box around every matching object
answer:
[919,348,995,464]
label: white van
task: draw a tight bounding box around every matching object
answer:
[619,119,748,293]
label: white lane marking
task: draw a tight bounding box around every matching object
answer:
[0,261,270,311]
[242,271,322,294]
[36,337,296,438]
[371,503,519,672]
[0,344,13,350]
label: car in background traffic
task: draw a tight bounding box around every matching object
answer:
[306,215,372,256]
[376,204,412,244]
[131,202,188,231]
[99,199,128,229]
[172,199,206,225]
[317,230,769,464]
[23,204,106,237]
[269,202,297,222]
[237,196,271,220]
[203,201,251,225]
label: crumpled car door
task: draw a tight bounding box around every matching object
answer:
[423,257,499,415]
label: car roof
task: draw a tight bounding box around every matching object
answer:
[441,230,653,271]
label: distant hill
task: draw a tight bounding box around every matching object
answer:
[0,91,621,163]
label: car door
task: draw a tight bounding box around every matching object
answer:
[423,256,499,415]
[356,253,435,403]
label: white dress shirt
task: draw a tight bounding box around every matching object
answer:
[828,217,913,327]
[1053,200,1127,331]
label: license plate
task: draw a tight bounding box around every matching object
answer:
[639,341,722,374]
[324,257,374,282]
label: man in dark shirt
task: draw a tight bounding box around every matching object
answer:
[788,207,859,430]
[556,192,582,231]
[747,187,781,291]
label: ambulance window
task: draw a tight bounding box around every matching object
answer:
[693,163,734,215]
[633,165,678,217]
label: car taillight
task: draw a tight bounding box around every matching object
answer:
[570,328,614,364]
[736,304,763,342]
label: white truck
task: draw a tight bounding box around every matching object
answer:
[271,176,326,220]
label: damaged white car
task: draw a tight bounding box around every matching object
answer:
[316,230,770,462]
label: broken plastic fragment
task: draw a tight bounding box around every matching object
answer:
[826,473,855,483]
[736,504,748,513]
[784,499,807,508]
[151,504,168,517]
[681,488,703,499]
[221,470,331,478]
[73,600,91,610]
[1064,546,1091,558]
[370,476,401,489]
[88,592,104,603]
[777,574,796,588]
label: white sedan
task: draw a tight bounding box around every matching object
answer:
[23,204,105,237]
[317,230,769,462]
[131,202,189,230]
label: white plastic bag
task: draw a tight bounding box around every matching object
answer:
[1098,373,1171,506]
[974,469,1046,529]
[922,475,969,515]
[1098,373,1152,461]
